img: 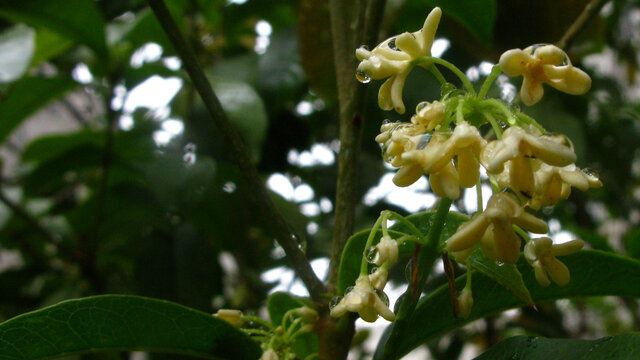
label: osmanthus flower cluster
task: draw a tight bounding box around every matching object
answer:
[214,306,319,359]
[331,6,602,323]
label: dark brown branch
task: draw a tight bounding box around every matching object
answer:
[146,0,326,303]
[327,0,387,289]
[557,0,608,50]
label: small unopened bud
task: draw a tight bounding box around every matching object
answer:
[294,306,319,324]
[214,309,244,328]
[456,288,473,319]
[261,349,279,360]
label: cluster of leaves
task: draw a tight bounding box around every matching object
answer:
[0,0,639,359]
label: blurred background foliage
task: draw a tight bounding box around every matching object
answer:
[0,0,639,359]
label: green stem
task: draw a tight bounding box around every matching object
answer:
[482,110,503,138]
[242,329,272,337]
[514,225,532,242]
[517,112,547,134]
[360,214,387,276]
[464,263,473,291]
[285,318,304,339]
[413,57,476,96]
[476,178,483,214]
[422,63,447,85]
[483,99,516,126]
[477,65,502,99]
[384,211,425,241]
[456,99,465,125]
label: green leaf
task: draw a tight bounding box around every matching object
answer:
[417,0,496,43]
[467,247,533,306]
[0,295,261,359]
[212,81,268,163]
[0,25,35,83]
[337,211,469,294]
[0,0,108,56]
[266,292,318,359]
[475,333,640,360]
[30,27,74,67]
[0,76,77,144]
[381,251,640,359]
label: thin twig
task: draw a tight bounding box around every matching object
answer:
[556,0,608,50]
[61,98,88,127]
[146,0,326,303]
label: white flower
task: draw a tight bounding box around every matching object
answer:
[374,236,399,266]
[481,126,576,199]
[356,7,442,113]
[445,193,548,263]
[524,237,584,286]
[369,267,389,290]
[330,275,395,322]
[499,44,591,106]
[412,100,446,132]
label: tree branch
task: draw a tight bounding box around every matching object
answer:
[146,0,326,303]
[327,0,387,289]
[556,0,608,50]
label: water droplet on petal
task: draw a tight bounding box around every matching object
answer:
[344,286,354,295]
[329,296,342,309]
[417,133,433,150]
[375,289,390,306]
[416,101,429,112]
[360,45,369,51]
[369,266,379,275]
[388,38,399,51]
[356,70,371,83]
[582,168,598,178]
[394,294,405,313]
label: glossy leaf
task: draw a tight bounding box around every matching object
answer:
[337,211,469,294]
[467,247,533,306]
[0,76,77,144]
[380,251,640,359]
[0,25,35,82]
[475,333,640,360]
[0,295,261,359]
[0,0,108,56]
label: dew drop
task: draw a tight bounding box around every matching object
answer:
[416,101,429,112]
[388,38,399,51]
[417,133,433,150]
[369,266,379,275]
[405,258,415,282]
[183,143,197,165]
[344,286,354,295]
[582,168,599,178]
[359,45,369,51]
[356,70,371,83]
[394,294,405,313]
[375,289,390,306]
[366,246,379,264]
[329,296,342,310]
[495,261,505,267]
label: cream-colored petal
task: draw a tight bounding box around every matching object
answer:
[456,288,474,319]
[526,133,577,167]
[369,268,389,290]
[393,163,424,187]
[499,49,530,77]
[419,7,442,55]
[490,220,521,264]
[544,257,570,286]
[457,148,479,188]
[356,46,371,61]
[543,65,591,95]
[429,162,460,199]
[534,45,567,66]
[533,261,551,286]
[446,214,489,252]
[373,295,396,321]
[558,168,589,191]
[395,32,422,57]
[510,156,535,198]
[551,239,584,257]
[390,69,410,114]
[520,75,544,106]
[378,77,394,111]
[512,210,548,234]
